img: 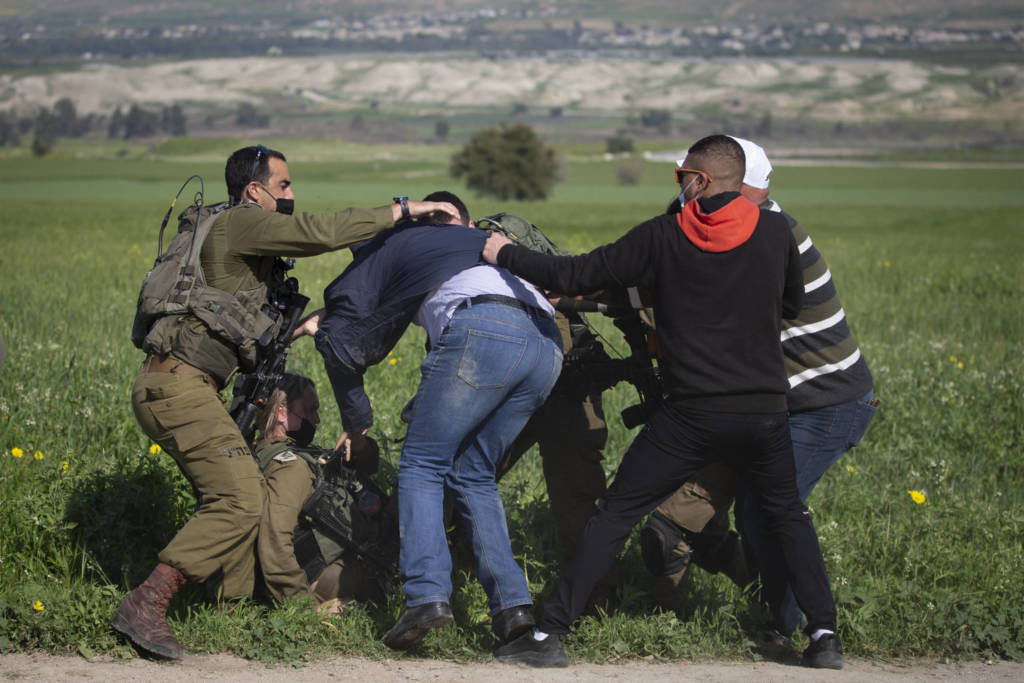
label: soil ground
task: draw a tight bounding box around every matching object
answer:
[1,653,1022,682]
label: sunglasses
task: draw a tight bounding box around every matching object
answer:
[674,167,711,185]
[250,144,269,184]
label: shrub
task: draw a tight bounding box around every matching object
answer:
[434,120,450,141]
[606,133,635,154]
[449,123,559,200]
[615,159,645,185]
[31,109,57,156]
[235,102,269,128]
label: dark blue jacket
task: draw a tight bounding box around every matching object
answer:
[314,222,487,432]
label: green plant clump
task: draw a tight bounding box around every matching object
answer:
[0,149,1022,665]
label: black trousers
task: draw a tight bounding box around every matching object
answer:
[538,400,837,635]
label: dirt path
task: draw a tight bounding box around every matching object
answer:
[1,653,1021,682]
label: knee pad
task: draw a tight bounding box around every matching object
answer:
[691,529,753,588]
[293,523,327,584]
[640,512,692,577]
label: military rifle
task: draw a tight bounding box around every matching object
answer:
[300,447,400,583]
[494,293,662,482]
[554,295,663,429]
[228,260,309,443]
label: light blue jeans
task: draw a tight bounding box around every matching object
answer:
[737,391,877,634]
[398,301,562,614]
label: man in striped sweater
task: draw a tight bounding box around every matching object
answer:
[641,136,878,644]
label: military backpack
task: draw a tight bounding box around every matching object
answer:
[475,212,569,257]
[130,176,282,370]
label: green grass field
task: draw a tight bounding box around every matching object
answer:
[0,143,1022,663]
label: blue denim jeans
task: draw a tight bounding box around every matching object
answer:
[397,301,562,614]
[736,391,877,634]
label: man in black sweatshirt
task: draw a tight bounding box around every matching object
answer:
[482,134,842,670]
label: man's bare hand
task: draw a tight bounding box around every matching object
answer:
[482,232,513,264]
[405,201,462,225]
[292,309,324,340]
[333,430,368,462]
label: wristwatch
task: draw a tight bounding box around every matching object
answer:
[393,195,410,220]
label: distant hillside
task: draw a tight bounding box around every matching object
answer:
[2,54,1020,149]
[1,0,1021,65]
[10,0,1024,26]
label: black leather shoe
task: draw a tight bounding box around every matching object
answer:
[752,626,794,661]
[492,605,535,644]
[494,631,568,668]
[383,602,453,650]
[802,633,844,669]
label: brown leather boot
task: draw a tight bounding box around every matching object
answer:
[112,563,187,660]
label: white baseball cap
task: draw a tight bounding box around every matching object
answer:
[728,136,772,189]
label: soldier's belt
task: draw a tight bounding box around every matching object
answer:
[141,354,215,385]
[455,294,553,320]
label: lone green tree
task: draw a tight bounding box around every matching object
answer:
[52,97,84,137]
[449,123,558,200]
[108,106,125,138]
[434,119,450,141]
[0,112,20,147]
[160,104,187,137]
[123,105,158,139]
[31,108,58,156]
[236,102,269,128]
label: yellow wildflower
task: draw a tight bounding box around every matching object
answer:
[884,260,891,268]
[845,464,857,475]
[949,355,957,363]
[34,450,44,460]
[61,461,69,472]
[957,362,964,370]
[908,490,926,504]
[11,447,23,458]
[149,443,162,455]
[389,358,398,366]
[32,601,44,612]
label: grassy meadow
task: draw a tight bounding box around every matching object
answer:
[0,140,1022,663]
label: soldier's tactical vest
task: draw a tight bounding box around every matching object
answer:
[130,201,280,371]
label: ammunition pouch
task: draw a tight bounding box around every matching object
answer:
[640,511,752,588]
[294,462,398,583]
[293,522,327,584]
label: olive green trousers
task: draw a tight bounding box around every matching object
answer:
[505,390,609,559]
[258,456,316,603]
[132,370,264,599]
[655,461,736,538]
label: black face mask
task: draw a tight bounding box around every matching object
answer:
[257,183,294,215]
[286,418,316,447]
[274,198,295,216]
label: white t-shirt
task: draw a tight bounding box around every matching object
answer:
[415,265,555,346]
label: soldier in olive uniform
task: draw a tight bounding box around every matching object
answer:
[497,319,611,577]
[254,373,387,611]
[115,145,458,661]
